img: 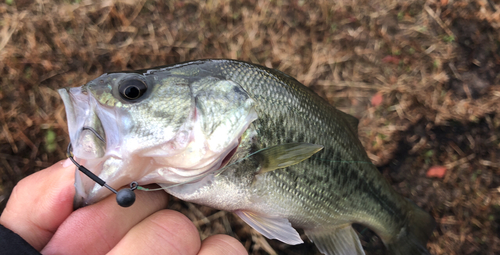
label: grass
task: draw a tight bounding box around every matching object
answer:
[0,0,499,254]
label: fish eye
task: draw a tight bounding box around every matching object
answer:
[118,79,147,100]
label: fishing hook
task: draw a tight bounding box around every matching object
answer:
[66,127,138,207]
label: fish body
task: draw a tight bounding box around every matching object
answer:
[59,59,435,255]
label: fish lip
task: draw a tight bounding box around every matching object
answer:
[58,87,90,148]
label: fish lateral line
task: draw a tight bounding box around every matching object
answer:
[317,159,374,165]
[67,135,371,197]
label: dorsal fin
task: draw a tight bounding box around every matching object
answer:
[338,110,359,136]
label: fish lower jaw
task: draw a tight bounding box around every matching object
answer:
[74,137,239,205]
[74,155,133,205]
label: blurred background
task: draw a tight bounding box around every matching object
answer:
[0,0,499,254]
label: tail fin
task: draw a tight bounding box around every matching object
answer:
[387,200,436,255]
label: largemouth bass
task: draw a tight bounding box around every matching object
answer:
[59,59,435,255]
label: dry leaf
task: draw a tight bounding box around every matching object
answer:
[371,92,383,107]
[426,165,447,178]
[382,55,400,64]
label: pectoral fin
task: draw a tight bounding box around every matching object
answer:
[235,210,303,245]
[254,143,323,174]
[305,224,365,255]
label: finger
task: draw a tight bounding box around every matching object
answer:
[108,210,201,255]
[0,159,75,250]
[42,188,169,254]
[198,234,247,255]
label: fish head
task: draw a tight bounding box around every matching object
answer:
[59,70,257,206]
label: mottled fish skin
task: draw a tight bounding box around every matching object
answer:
[160,61,426,240]
[149,60,434,254]
[58,60,434,255]
[163,60,415,238]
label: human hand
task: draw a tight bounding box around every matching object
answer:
[0,160,247,255]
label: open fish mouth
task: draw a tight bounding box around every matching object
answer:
[59,87,107,159]
[59,87,111,206]
[60,84,140,206]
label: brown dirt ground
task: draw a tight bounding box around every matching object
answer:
[1,0,499,254]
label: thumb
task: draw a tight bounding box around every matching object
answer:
[0,159,76,250]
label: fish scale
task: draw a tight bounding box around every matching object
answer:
[209,60,431,254]
[220,61,398,212]
[60,59,435,255]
